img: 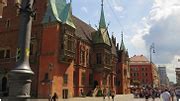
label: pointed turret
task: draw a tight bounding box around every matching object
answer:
[99,0,106,29]
[92,0,111,46]
[120,32,126,51]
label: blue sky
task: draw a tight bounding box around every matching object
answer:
[72,0,180,83]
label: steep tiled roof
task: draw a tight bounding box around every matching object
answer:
[130,55,149,63]
[110,39,117,56]
[72,16,96,43]
[91,2,111,46]
[92,29,111,46]
[42,0,75,28]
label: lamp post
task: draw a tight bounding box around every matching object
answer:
[150,43,155,88]
[8,0,35,101]
[41,63,53,101]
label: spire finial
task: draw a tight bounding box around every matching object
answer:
[120,31,125,51]
[99,0,106,28]
[121,31,124,40]
[101,0,104,7]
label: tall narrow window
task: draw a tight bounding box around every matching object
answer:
[105,53,111,65]
[86,50,89,66]
[0,49,10,59]
[80,49,85,65]
[6,19,10,29]
[73,71,77,86]
[89,73,93,85]
[5,49,10,58]
[63,74,68,85]
[67,36,74,51]
[0,50,5,59]
[81,72,86,85]
[96,53,101,64]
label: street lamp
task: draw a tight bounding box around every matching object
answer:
[8,0,35,101]
[41,63,53,101]
[150,43,155,88]
[150,43,155,63]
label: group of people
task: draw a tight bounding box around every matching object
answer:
[103,88,115,101]
[133,87,176,101]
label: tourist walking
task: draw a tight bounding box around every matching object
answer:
[170,88,175,101]
[51,92,58,101]
[103,88,106,100]
[145,89,150,101]
[107,88,111,99]
[161,89,171,101]
[151,89,156,101]
[111,89,115,101]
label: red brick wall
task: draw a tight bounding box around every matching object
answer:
[130,64,153,86]
[38,23,76,98]
[38,23,60,97]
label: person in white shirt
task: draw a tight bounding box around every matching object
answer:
[161,89,171,101]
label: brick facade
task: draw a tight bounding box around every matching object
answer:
[130,55,158,88]
[0,0,131,98]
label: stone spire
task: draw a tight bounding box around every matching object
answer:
[91,0,111,46]
[99,0,106,29]
[120,31,126,51]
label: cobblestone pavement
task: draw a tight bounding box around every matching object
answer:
[1,95,178,101]
[134,97,177,101]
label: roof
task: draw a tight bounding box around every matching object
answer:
[92,29,111,46]
[99,4,106,29]
[120,33,126,51]
[110,39,117,56]
[130,55,149,64]
[42,0,75,28]
[72,16,96,43]
[91,2,111,46]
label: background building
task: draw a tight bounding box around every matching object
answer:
[158,66,170,87]
[130,55,159,88]
[0,0,130,98]
[176,68,180,85]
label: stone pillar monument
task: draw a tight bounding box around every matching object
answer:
[8,0,35,101]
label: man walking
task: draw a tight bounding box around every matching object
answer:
[161,88,171,101]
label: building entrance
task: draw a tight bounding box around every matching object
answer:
[62,89,68,99]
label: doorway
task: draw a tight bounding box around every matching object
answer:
[93,80,98,89]
[62,89,68,99]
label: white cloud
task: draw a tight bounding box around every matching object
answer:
[111,0,124,13]
[131,0,180,63]
[131,27,147,53]
[150,0,180,21]
[81,6,88,13]
[129,0,180,83]
[137,0,146,5]
[114,6,123,12]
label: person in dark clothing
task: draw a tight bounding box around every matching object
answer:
[80,89,85,97]
[145,89,150,101]
[111,90,115,101]
[103,88,106,99]
[151,89,156,101]
[51,92,58,101]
